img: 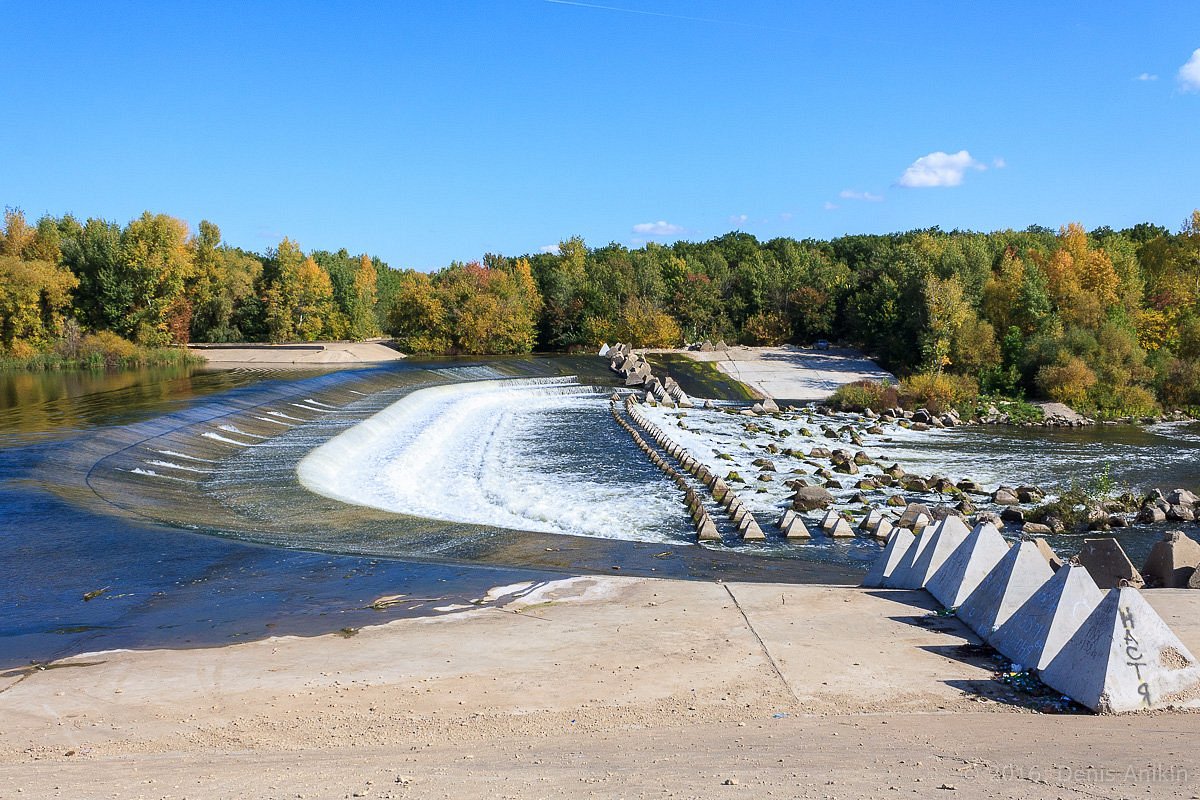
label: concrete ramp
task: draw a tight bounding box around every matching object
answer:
[896,515,971,590]
[956,541,1054,638]
[925,522,1010,610]
[861,528,916,589]
[1039,587,1200,713]
[987,563,1104,671]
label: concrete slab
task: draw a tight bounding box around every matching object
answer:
[956,541,1054,639]
[925,522,1011,610]
[987,563,1104,671]
[1040,587,1200,713]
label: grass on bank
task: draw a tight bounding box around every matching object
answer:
[0,331,201,372]
[829,374,1046,422]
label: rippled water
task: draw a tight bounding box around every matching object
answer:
[3,358,1198,667]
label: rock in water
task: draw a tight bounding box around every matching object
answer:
[792,485,834,511]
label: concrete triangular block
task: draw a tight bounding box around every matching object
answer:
[781,516,810,539]
[741,516,765,541]
[955,540,1054,638]
[697,514,720,542]
[871,518,895,542]
[882,529,934,589]
[925,522,1010,609]
[778,509,796,529]
[1039,587,1200,713]
[818,509,841,533]
[861,528,916,588]
[828,518,855,538]
[900,515,971,590]
[1142,530,1200,588]
[1078,538,1145,588]
[859,508,885,532]
[988,563,1104,670]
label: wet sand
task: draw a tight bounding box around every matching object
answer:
[4,576,1200,798]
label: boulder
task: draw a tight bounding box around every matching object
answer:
[792,485,834,511]
[1077,538,1145,589]
[1021,522,1053,537]
[1142,530,1200,588]
[992,487,1020,506]
[1167,489,1199,507]
[1136,505,1167,524]
[885,494,907,508]
[761,397,780,413]
[1166,504,1196,522]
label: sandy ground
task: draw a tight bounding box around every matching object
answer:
[189,341,406,365]
[681,345,896,402]
[4,576,1200,799]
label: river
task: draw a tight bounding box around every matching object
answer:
[1,358,1197,669]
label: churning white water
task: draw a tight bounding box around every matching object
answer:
[297,377,692,543]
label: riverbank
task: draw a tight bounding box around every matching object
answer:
[4,575,1200,798]
[188,340,406,365]
[670,344,897,402]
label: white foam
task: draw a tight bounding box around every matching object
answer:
[297,377,688,543]
[219,424,270,440]
[201,431,254,446]
[145,459,211,474]
[266,411,306,421]
[155,450,215,463]
[255,416,294,426]
[291,402,335,413]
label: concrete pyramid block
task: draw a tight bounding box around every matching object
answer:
[859,508,885,532]
[987,563,1104,671]
[955,540,1054,638]
[741,516,765,541]
[778,509,796,529]
[828,517,855,537]
[925,522,1010,609]
[1078,538,1145,589]
[898,515,971,590]
[871,518,895,542]
[781,516,810,539]
[882,529,934,589]
[697,515,720,542]
[861,528,916,588]
[1142,530,1200,588]
[818,509,841,533]
[1039,587,1200,713]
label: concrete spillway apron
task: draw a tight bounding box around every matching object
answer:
[925,522,1010,610]
[1038,586,1200,713]
[955,540,1054,639]
[861,528,916,589]
[986,563,1104,671]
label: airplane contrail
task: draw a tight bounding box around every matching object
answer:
[543,0,804,34]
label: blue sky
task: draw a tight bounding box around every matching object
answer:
[4,1,1199,269]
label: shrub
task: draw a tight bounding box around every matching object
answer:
[899,372,979,415]
[1035,356,1096,408]
[79,331,139,367]
[829,379,899,412]
[741,311,792,346]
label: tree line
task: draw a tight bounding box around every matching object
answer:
[2,206,1199,414]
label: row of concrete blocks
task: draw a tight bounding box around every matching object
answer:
[862,516,1200,714]
[604,345,693,406]
[622,396,765,542]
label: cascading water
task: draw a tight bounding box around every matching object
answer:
[298,376,692,543]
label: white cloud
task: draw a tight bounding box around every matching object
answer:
[779,212,794,221]
[729,213,749,225]
[1136,72,1158,81]
[838,189,884,202]
[632,220,683,236]
[1179,48,1200,92]
[822,201,839,211]
[992,157,1006,169]
[897,150,985,188]
[539,244,560,254]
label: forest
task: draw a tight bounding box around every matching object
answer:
[2,206,1199,416]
